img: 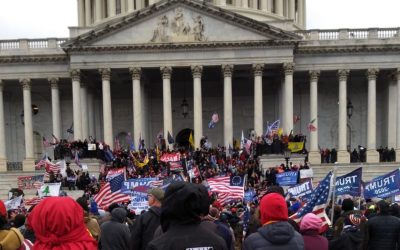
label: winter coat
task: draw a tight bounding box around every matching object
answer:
[0,228,24,250]
[329,228,363,250]
[363,214,400,250]
[100,208,131,250]
[302,230,328,250]
[130,206,162,250]
[243,221,304,250]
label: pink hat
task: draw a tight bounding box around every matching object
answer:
[300,213,322,232]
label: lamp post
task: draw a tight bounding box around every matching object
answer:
[181,98,189,118]
[283,148,291,169]
[347,100,354,119]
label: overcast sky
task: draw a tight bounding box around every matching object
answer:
[0,0,399,39]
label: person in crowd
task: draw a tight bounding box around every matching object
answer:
[363,200,400,250]
[333,198,364,237]
[0,200,24,249]
[243,193,304,250]
[76,197,101,242]
[100,207,131,250]
[329,213,365,250]
[27,196,97,249]
[130,187,164,250]
[201,207,234,250]
[300,213,328,250]
[147,182,227,250]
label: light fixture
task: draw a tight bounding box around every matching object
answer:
[20,104,39,125]
[347,100,354,119]
[181,98,189,118]
[283,148,291,169]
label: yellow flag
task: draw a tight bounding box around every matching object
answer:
[156,146,160,161]
[288,142,304,153]
[277,128,283,137]
[134,155,149,168]
[189,132,195,149]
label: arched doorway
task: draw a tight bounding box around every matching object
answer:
[175,128,194,149]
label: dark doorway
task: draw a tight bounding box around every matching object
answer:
[175,128,194,149]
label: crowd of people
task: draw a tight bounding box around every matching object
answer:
[320,146,396,163]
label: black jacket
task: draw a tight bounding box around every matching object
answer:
[100,208,131,250]
[130,206,162,250]
[329,229,363,250]
[243,221,304,250]
[363,214,400,250]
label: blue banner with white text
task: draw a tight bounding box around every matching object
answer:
[335,167,362,196]
[287,179,313,198]
[276,171,298,186]
[364,169,400,199]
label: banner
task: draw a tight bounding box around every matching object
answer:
[244,190,257,203]
[38,183,61,198]
[300,169,313,179]
[288,142,304,153]
[106,168,125,181]
[335,167,362,196]
[160,152,181,162]
[4,196,23,210]
[276,171,298,186]
[287,179,313,198]
[364,169,400,199]
[169,161,183,172]
[122,178,159,214]
[17,175,44,190]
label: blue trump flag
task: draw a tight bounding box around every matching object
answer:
[335,167,362,196]
[364,168,400,199]
[276,171,298,186]
[287,179,313,199]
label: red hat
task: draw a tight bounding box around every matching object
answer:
[0,200,6,217]
[259,193,288,224]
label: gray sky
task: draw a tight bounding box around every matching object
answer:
[0,0,399,39]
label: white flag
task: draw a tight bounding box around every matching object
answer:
[38,183,61,197]
[4,196,23,210]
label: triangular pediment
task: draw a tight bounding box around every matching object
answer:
[63,0,300,49]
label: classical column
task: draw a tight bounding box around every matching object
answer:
[253,64,264,137]
[242,0,248,8]
[85,0,91,25]
[20,79,35,171]
[396,69,400,161]
[135,0,142,10]
[161,67,173,147]
[298,0,305,26]
[308,71,320,164]
[219,0,226,7]
[222,65,234,149]
[71,70,83,140]
[0,81,6,172]
[87,90,96,139]
[80,82,89,140]
[99,68,114,149]
[252,0,258,9]
[78,0,85,26]
[49,78,62,140]
[260,0,268,11]
[192,65,203,149]
[288,0,295,19]
[234,0,241,7]
[337,69,350,163]
[129,67,142,149]
[283,63,294,135]
[275,0,284,15]
[95,0,102,23]
[366,69,380,163]
[107,0,116,17]
[127,0,134,11]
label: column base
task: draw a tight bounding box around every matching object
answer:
[308,151,321,165]
[22,158,35,172]
[366,149,380,163]
[0,158,7,172]
[336,150,350,164]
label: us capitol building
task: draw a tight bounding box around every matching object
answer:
[0,0,399,171]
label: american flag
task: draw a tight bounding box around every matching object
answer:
[290,171,332,232]
[24,197,43,206]
[44,160,61,179]
[265,120,280,137]
[42,137,51,148]
[94,173,130,209]
[207,175,244,205]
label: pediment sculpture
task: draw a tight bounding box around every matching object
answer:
[150,8,207,43]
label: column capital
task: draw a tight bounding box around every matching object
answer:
[160,66,172,79]
[48,77,59,89]
[252,64,264,77]
[283,62,295,75]
[99,68,111,81]
[222,64,234,77]
[367,68,379,81]
[20,78,31,90]
[70,69,81,81]
[309,70,320,81]
[191,65,203,78]
[129,67,142,80]
[337,69,350,81]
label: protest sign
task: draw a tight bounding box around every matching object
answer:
[335,167,362,196]
[276,171,298,186]
[17,175,44,190]
[300,169,313,179]
[122,178,160,214]
[244,190,257,203]
[364,169,400,199]
[160,152,181,162]
[287,179,313,198]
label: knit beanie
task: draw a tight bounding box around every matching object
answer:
[300,213,322,232]
[341,198,354,212]
[259,193,288,224]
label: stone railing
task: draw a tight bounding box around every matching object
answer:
[0,38,68,51]
[295,27,400,40]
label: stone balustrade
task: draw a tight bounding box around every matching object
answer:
[295,27,400,40]
[0,38,68,51]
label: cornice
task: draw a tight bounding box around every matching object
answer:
[295,44,400,55]
[0,54,68,64]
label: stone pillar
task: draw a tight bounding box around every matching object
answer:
[283,63,294,135]
[395,69,400,161]
[135,0,142,10]
[127,0,135,11]
[78,0,85,26]
[308,70,320,164]
[99,68,114,149]
[49,78,62,140]
[234,0,241,7]
[288,0,295,19]
[87,90,96,139]
[366,69,380,163]
[161,67,173,147]
[71,70,83,140]
[337,69,350,163]
[20,79,35,171]
[129,67,142,150]
[275,0,284,15]
[107,0,116,17]
[0,81,6,172]
[242,0,248,8]
[222,65,234,149]
[219,0,227,7]
[80,82,89,140]
[192,65,203,149]
[85,0,91,25]
[252,0,258,9]
[95,0,102,23]
[260,0,268,11]
[253,64,264,137]
[298,0,305,26]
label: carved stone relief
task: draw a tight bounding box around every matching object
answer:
[149,8,207,43]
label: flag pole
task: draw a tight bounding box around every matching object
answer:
[330,163,338,226]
